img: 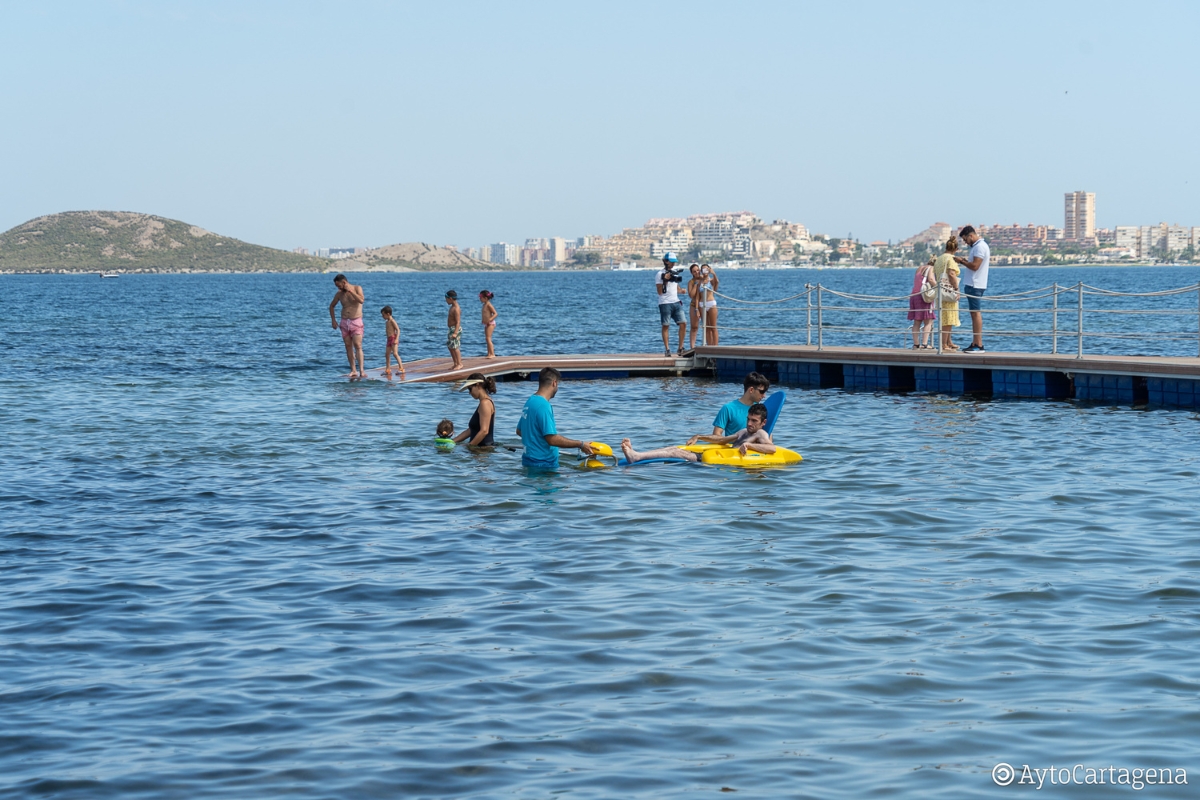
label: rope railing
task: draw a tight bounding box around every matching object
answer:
[703,280,1200,359]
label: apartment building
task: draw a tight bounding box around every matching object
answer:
[549,237,568,266]
[1064,191,1096,241]
[980,224,1050,250]
[489,242,519,266]
[1166,225,1190,255]
[1114,226,1139,254]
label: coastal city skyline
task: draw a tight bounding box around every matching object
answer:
[297,190,1200,268]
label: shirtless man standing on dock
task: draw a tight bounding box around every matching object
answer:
[329,273,366,378]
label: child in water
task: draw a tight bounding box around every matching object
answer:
[620,403,776,463]
[381,306,405,377]
[435,419,456,450]
[479,290,498,358]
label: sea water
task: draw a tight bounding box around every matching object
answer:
[1,268,1199,798]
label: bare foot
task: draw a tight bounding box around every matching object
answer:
[485,354,496,359]
[383,368,392,378]
[621,438,639,464]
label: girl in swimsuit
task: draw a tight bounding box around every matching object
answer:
[479,290,498,358]
[453,372,497,447]
[700,263,719,345]
[686,264,703,351]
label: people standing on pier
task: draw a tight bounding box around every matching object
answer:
[954,225,990,352]
[381,305,405,378]
[479,290,498,359]
[712,372,770,435]
[687,264,703,351]
[933,237,961,350]
[454,373,497,447]
[445,290,464,370]
[516,367,595,469]
[700,263,720,345]
[329,273,366,378]
[908,256,936,349]
[655,252,688,357]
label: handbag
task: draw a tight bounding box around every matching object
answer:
[920,268,937,303]
[939,277,960,302]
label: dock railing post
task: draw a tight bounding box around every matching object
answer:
[935,275,943,354]
[1076,281,1084,359]
[816,283,824,351]
[1196,283,1200,358]
[805,283,812,347]
[1051,282,1059,355]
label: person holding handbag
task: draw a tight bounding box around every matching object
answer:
[907,255,937,349]
[933,235,961,351]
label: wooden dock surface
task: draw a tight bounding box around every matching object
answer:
[362,352,697,384]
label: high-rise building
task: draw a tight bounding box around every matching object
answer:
[548,237,567,266]
[1138,225,1162,259]
[1064,191,1096,241]
[1166,225,1190,255]
[489,243,518,266]
[1192,228,1200,253]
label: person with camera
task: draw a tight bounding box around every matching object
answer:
[656,252,688,357]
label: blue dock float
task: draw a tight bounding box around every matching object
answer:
[699,344,1200,409]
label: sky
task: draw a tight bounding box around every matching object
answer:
[2,1,1198,249]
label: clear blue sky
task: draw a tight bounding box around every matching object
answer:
[2,1,1197,249]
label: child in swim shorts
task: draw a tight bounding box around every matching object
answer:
[381,306,405,378]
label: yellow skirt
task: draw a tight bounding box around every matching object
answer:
[941,301,960,328]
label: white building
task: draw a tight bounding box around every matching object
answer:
[1138,225,1162,259]
[1114,226,1139,253]
[489,242,518,266]
[1166,225,1190,256]
[1192,228,1200,253]
[548,237,567,265]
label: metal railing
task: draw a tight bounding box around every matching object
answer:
[710,281,1200,359]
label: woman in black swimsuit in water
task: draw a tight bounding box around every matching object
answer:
[453,372,497,447]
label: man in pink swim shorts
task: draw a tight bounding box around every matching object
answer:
[328,273,366,378]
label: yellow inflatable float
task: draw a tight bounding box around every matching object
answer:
[583,441,802,469]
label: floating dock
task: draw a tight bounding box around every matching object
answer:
[366,346,1200,409]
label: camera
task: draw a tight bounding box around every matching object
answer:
[660,266,683,284]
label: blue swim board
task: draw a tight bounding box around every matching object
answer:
[762,391,785,435]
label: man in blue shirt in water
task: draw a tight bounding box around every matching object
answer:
[517,367,595,469]
[712,371,770,435]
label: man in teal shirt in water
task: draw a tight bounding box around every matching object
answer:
[712,371,770,435]
[517,367,595,469]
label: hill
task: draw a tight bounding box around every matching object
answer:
[337,242,511,271]
[0,211,328,273]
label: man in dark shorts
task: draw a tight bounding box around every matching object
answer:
[954,225,990,352]
[655,252,688,357]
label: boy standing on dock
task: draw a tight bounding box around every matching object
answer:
[955,226,990,352]
[516,367,595,469]
[329,273,366,378]
[445,290,463,370]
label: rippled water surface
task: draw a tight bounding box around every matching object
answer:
[2,270,1199,798]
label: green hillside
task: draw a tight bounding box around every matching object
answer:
[0,211,329,273]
